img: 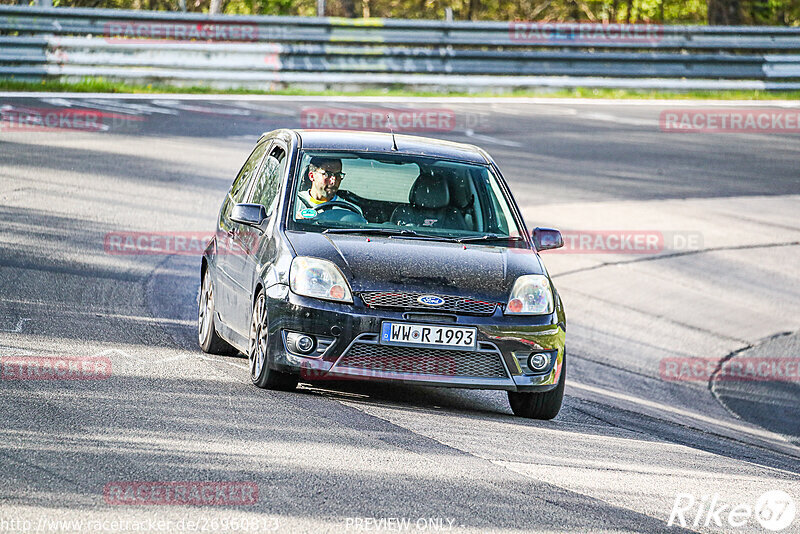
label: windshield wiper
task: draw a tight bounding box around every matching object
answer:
[456,234,525,244]
[323,228,422,237]
[323,228,526,244]
[322,227,464,242]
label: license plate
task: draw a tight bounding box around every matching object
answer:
[380,322,477,351]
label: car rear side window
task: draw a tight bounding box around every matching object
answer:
[250,145,287,216]
[231,142,268,203]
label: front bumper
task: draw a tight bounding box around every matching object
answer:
[264,284,565,393]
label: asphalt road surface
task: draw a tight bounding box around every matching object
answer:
[1,95,799,534]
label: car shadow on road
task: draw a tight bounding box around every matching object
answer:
[0,371,693,533]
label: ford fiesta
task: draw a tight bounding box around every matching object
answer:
[199,129,567,419]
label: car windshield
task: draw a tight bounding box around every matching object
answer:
[288,150,525,243]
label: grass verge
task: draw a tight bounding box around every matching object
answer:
[1,77,800,100]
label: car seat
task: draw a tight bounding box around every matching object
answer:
[390,173,467,230]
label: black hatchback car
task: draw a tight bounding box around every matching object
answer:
[199,129,567,419]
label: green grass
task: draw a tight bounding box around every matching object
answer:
[2,77,799,100]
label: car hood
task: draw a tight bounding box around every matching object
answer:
[285,230,545,302]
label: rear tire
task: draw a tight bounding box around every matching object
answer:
[198,270,237,355]
[508,358,566,420]
[249,290,298,391]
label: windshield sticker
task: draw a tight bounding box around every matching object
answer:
[422,219,438,227]
[299,208,317,219]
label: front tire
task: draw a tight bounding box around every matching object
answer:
[508,358,566,420]
[198,270,236,355]
[249,290,298,391]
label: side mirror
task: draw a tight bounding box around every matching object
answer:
[231,203,268,227]
[532,227,563,251]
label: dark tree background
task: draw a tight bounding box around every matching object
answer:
[9,0,799,24]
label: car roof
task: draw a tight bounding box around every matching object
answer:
[281,130,490,164]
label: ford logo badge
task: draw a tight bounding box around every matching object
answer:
[418,295,445,307]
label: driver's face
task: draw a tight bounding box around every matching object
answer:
[309,161,343,201]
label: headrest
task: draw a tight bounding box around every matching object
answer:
[409,173,449,209]
[440,170,473,209]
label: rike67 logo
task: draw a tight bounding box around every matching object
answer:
[668,491,796,531]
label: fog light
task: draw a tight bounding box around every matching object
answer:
[528,353,550,372]
[296,335,314,353]
[286,332,316,354]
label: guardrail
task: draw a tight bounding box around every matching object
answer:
[1,5,799,90]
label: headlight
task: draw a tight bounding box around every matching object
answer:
[505,275,554,315]
[289,257,353,303]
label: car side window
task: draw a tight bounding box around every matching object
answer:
[249,144,287,216]
[231,142,268,204]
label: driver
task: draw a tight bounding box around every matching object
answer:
[296,157,361,219]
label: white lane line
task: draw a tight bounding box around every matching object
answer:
[0,344,28,355]
[79,98,179,115]
[569,381,799,450]
[152,353,193,364]
[579,111,655,127]
[149,99,253,116]
[1,93,798,107]
[93,348,147,363]
[36,97,177,116]
[196,353,247,370]
[0,318,31,333]
[464,130,522,147]
[491,459,796,482]
[39,97,74,108]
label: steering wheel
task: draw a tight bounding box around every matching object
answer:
[314,200,365,218]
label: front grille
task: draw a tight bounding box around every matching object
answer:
[360,291,497,316]
[335,340,508,379]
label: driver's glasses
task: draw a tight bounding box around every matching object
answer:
[317,169,345,181]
